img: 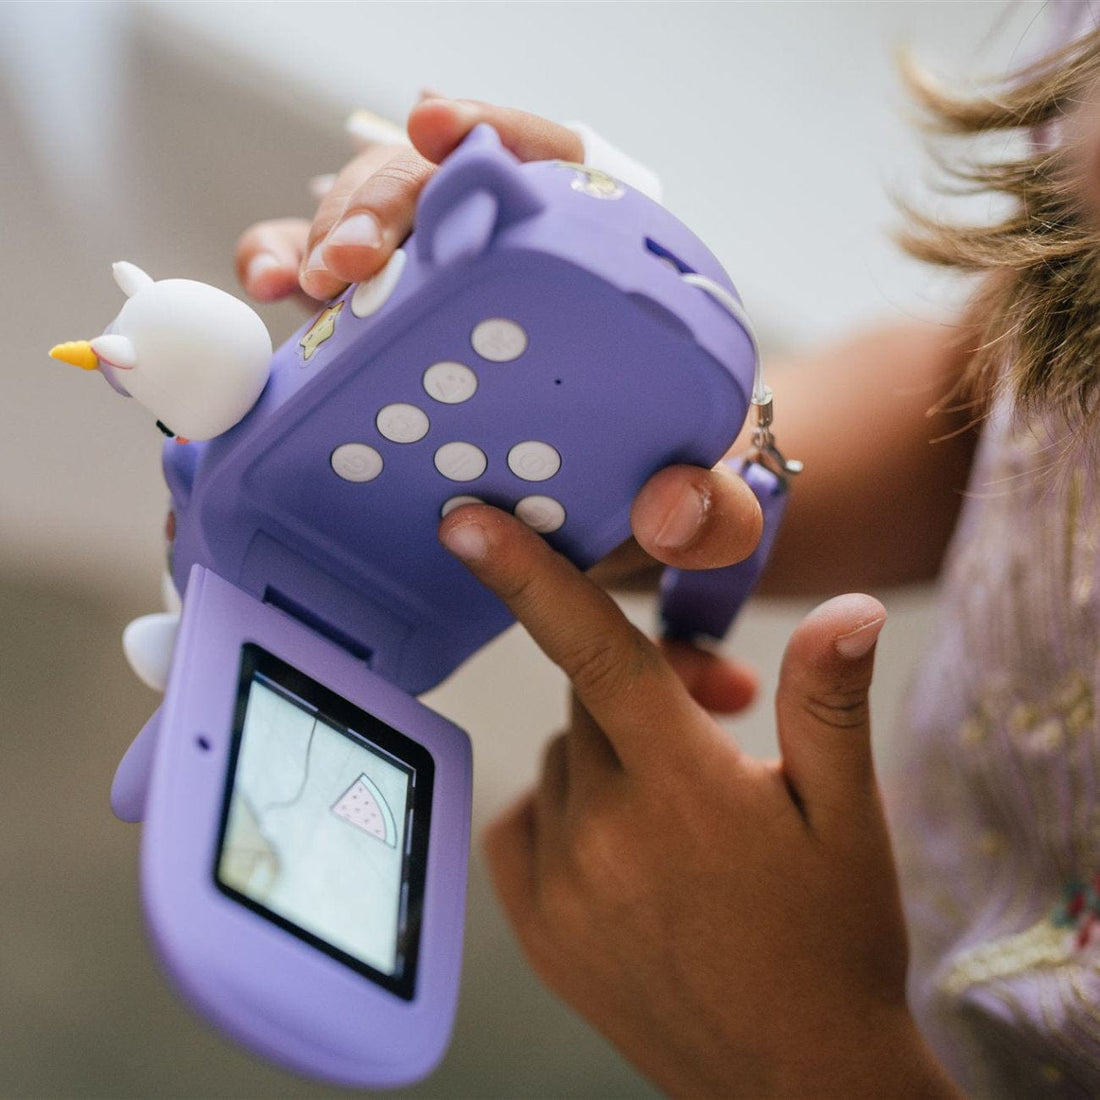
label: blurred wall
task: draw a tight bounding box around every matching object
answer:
[0,2,1049,1096]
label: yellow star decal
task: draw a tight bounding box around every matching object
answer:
[299,300,345,361]
[555,161,623,200]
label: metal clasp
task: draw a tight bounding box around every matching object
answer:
[749,386,802,482]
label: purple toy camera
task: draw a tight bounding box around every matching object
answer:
[100,125,767,1086]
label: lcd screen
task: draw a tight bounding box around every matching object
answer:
[215,645,432,999]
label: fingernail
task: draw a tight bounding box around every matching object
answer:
[345,109,411,148]
[302,242,326,275]
[445,99,478,124]
[654,485,708,549]
[441,520,489,563]
[835,616,886,661]
[246,252,281,286]
[326,212,383,251]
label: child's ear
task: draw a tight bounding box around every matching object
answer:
[90,334,136,370]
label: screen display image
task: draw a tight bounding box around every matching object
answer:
[215,646,432,998]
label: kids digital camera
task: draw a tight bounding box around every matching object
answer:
[57,124,779,1086]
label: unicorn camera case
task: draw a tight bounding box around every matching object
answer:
[116,124,758,1087]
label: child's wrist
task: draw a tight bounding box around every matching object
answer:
[771,1009,960,1099]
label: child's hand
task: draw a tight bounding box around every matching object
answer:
[439,504,958,1097]
[234,97,584,303]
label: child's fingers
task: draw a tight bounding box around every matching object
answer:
[345,108,412,151]
[301,144,432,299]
[235,218,312,302]
[302,99,579,300]
[482,793,539,933]
[587,461,766,592]
[775,593,886,834]
[408,97,584,166]
[567,694,621,780]
[439,505,722,775]
[630,462,763,570]
[658,640,759,715]
[325,98,579,290]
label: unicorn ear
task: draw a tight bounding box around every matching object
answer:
[112,261,154,298]
[91,334,136,369]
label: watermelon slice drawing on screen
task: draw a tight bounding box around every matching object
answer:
[331,774,399,847]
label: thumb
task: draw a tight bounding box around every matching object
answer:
[775,593,886,833]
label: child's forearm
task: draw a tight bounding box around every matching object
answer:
[758,319,977,595]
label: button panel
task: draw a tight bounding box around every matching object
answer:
[328,313,568,541]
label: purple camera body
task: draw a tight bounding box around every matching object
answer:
[127,124,761,1088]
[164,125,755,694]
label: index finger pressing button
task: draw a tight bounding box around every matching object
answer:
[515,495,565,533]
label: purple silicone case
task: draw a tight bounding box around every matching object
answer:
[142,565,471,1088]
[163,125,756,694]
[659,458,788,641]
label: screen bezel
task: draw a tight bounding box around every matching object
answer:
[213,642,434,1001]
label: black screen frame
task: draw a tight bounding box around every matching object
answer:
[213,642,434,1001]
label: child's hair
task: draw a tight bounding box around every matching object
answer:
[899,28,1100,430]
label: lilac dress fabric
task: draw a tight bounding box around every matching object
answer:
[889,393,1100,1095]
[889,10,1100,1092]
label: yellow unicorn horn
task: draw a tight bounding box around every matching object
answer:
[49,341,99,371]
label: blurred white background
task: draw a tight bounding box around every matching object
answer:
[0,2,1053,1096]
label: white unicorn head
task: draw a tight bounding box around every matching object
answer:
[50,262,272,441]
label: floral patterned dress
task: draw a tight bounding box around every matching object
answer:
[891,393,1100,1096]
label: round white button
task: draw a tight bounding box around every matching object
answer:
[434,441,487,482]
[471,318,528,362]
[331,443,383,482]
[440,495,484,517]
[350,248,407,318]
[423,361,478,404]
[508,441,561,482]
[376,403,429,443]
[515,495,566,533]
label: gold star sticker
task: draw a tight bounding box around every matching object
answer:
[555,161,624,200]
[299,300,345,361]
